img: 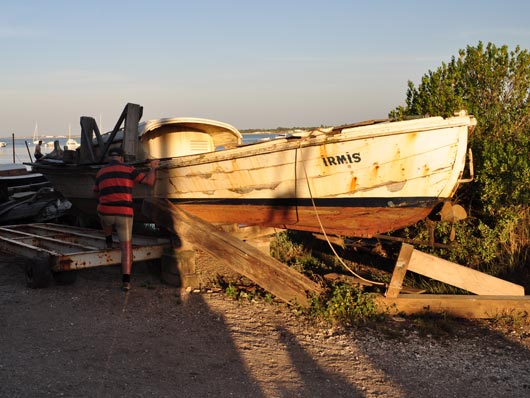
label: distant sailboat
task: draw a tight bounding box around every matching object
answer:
[65,124,79,150]
[32,123,40,144]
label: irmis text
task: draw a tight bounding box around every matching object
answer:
[321,152,361,167]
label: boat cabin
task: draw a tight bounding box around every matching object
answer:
[37,103,243,165]
[139,117,243,158]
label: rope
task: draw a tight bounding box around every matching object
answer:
[297,146,386,287]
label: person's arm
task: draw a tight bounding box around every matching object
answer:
[141,159,160,186]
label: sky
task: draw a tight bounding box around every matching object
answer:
[2,0,530,138]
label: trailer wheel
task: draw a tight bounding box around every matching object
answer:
[53,270,78,285]
[25,262,52,289]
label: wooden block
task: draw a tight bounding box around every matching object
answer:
[221,224,280,240]
[161,248,198,288]
[245,236,271,254]
[376,294,530,319]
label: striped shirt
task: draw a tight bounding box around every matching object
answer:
[93,160,147,217]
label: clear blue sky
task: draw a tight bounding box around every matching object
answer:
[2,0,530,138]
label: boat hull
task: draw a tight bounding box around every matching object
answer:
[60,196,435,237]
[32,113,475,238]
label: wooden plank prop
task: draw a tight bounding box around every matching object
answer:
[407,245,524,296]
[142,198,322,306]
[387,244,524,297]
[380,243,527,318]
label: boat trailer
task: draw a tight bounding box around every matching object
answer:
[0,223,169,288]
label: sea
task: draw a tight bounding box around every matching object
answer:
[0,133,278,166]
[0,136,82,166]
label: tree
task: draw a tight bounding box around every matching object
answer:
[390,42,530,284]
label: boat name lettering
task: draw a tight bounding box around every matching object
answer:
[322,152,361,167]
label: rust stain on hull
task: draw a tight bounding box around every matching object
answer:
[70,197,436,238]
[169,203,434,238]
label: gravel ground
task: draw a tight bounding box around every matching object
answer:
[1,251,530,398]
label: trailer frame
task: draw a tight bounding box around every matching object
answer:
[0,223,169,288]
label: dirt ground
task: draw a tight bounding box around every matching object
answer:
[1,250,530,398]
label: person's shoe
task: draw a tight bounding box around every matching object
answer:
[121,282,131,292]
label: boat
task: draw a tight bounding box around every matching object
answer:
[29,103,476,238]
[0,188,72,225]
[0,164,50,201]
[66,124,79,150]
[0,142,6,147]
[66,138,79,150]
[0,164,71,224]
[32,122,40,144]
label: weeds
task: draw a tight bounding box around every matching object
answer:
[490,310,530,330]
[307,283,380,326]
[225,283,238,300]
[224,282,274,303]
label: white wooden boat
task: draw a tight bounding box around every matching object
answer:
[30,107,476,237]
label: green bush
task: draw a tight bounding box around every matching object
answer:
[390,42,530,288]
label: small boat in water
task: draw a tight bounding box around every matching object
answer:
[0,142,6,147]
[66,138,79,150]
[29,103,476,237]
[32,122,40,145]
[66,124,79,150]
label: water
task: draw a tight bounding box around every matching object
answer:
[0,137,78,165]
[242,133,283,144]
[0,134,276,165]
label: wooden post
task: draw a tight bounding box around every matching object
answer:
[122,103,142,162]
[79,117,104,164]
[386,243,414,298]
[142,198,322,306]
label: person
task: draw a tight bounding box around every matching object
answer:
[34,140,43,160]
[93,147,160,291]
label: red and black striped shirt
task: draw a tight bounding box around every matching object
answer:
[93,160,147,217]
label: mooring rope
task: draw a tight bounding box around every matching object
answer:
[297,145,386,287]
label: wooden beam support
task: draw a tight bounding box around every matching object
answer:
[407,249,524,296]
[142,198,322,306]
[376,294,530,319]
[385,243,414,298]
